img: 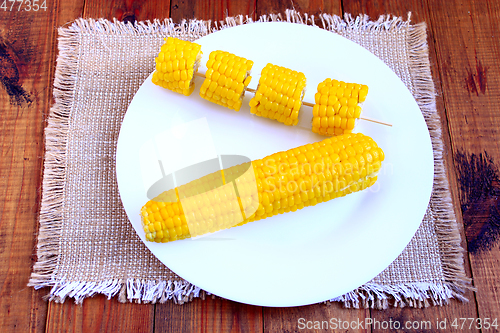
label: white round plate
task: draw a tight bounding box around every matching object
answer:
[116,22,434,307]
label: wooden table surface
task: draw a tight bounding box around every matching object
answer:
[1,0,499,332]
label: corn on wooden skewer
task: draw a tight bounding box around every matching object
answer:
[312,78,368,136]
[151,38,391,129]
[152,37,203,96]
[141,132,384,243]
[194,72,392,128]
[248,63,306,126]
[199,50,254,111]
[300,101,389,126]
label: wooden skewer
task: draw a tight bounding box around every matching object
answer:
[300,101,315,108]
[194,72,208,78]
[355,116,392,127]
[193,72,392,127]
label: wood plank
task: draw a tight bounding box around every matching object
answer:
[254,1,369,331]
[341,0,480,330]
[46,296,154,333]
[258,0,366,325]
[83,0,171,22]
[426,0,500,323]
[154,2,262,332]
[428,0,500,154]
[155,297,262,333]
[0,0,68,331]
[169,0,257,24]
[253,0,364,330]
[45,284,154,332]
[56,0,85,26]
[30,1,86,332]
[253,2,370,332]
[33,1,85,332]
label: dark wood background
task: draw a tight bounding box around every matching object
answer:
[1,0,499,331]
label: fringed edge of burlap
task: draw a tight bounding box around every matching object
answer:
[331,282,467,309]
[27,24,77,294]
[29,10,471,308]
[39,279,205,305]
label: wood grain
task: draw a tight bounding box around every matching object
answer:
[83,0,171,22]
[2,0,498,331]
[45,289,154,333]
[169,0,257,24]
[155,297,263,333]
[32,1,85,332]
[429,0,500,154]
[46,296,154,333]
[264,302,369,333]
[427,0,500,323]
[0,0,66,331]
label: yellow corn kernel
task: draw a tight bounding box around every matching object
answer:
[199,50,254,111]
[249,63,306,126]
[152,37,202,96]
[311,78,369,136]
[140,133,383,243]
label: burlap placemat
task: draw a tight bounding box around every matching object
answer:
[29,10,471,308]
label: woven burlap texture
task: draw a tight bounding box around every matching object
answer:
[29,10,470,308]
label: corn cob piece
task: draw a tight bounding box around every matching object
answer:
[249,64,306,126]
[151,37,203,96]
[312,79,369,136]
[140,133,384,243]
[199,51,254,111]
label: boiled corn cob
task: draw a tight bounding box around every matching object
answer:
[141,133,384,243]
[151,37,203,96]
[249,64,306,126]
[199,51,254,111]
[312,79,369,136]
